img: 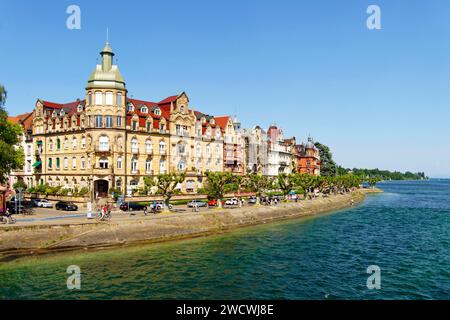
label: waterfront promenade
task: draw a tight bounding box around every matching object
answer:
[0,188,381,261]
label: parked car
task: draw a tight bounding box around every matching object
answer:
[34,199,53,208]
[225,197,239,206]
[119,202,147,212]
[153,201,173,210]
[187,200,208,208]
[248,196,257,204]
[55,201,78,211]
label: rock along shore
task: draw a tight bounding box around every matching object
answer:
[0,188,382,261]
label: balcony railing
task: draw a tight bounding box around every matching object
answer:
[131,169,140,175]
[94,144,111,153]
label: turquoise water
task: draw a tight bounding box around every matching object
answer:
[0,180,449,300]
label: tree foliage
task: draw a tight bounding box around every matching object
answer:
[0,84,24,184]
[203,172,236,208]
[314,142,337,177]
[144,173,185,211]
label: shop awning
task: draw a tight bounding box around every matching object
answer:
[32,160,42,167]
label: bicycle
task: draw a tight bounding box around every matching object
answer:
[97,210,111,221]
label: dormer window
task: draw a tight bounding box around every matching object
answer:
[153,107,161,116]
[127,103,134,112]
[210,119,215,125]
[140,106,148,113]
[77,104,83,112]
[52,111,57,117]
[60,110,65,116]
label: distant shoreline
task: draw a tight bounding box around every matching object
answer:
[0,188,382,262]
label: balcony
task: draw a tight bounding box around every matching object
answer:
[93,166,112,175]
[159,149,167,156]
[145,169,154,175]
[94,144,111,153]
[131,169,140,175]
[131,148,139,154]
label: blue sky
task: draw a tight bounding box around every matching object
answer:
[1,0,449,177]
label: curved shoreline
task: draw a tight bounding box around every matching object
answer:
[0,188,382,261]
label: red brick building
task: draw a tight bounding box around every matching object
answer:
[294,138,321,175]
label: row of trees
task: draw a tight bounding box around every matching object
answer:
[138,171,375,211]
[315,141,427,180]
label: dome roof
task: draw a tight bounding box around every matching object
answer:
[86,41,126,91]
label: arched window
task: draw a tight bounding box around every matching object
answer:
[116,156,123,169]
[131,138,138,153]
[88,92,92,105]
[105,92,113,105]
[131,157,138,173]
[64,138,69,149]
[72,137,77,149]
[206,145,211,158]
[153,107,161,116]
[159,159,166,173]
[177,142,186,155]
[146,159,152,172]
[48,139,53,151]
[140,106,148,113]
[180,105,185,113]
[99,136,109,151]
[177,160,186,171]
[116,93,122,106]
[95,91,103,105]
[146,139,152,153]
[81,157,86,169]
[81,136,86,149]
[99,157,109,169]
[63,157,68,169]
[72,157,77,169]
[56,138,61,150]
[159,141,165,153]
[196,143,201,157]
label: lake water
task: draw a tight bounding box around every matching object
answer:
[1,180,449,299]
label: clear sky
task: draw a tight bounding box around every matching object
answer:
[1,0,449,178]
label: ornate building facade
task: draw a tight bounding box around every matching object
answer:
[294,138,321,175]
[28,41,236,198]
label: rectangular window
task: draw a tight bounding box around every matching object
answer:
[116,116,122,127]
[56,158,60,170]
[105,116,113,128]
[95,92,103,105]
[132,121,138,131]
[72,158,76,169]
[95,115,103,128]
[116,93,122,106]
[105,92,113,105]
[48,158,52,169]
[146,122,151,132]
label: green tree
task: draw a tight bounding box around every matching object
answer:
[277,173,297,198]
[13,179,27,191]
[244,173,273,205]
[204,172,236,208]
[0,84,24,184]
[314,142,337,177]
[144,173,185,212]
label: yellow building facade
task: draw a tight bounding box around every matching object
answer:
[30,41,230,198]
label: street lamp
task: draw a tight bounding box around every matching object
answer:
[16,187,23,214]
